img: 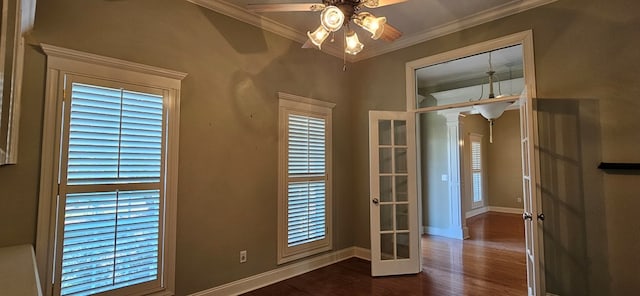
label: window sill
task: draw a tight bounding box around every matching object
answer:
[0,244,42,296]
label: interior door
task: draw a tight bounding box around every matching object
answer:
[369,111,420,276]
[519,90,545,295]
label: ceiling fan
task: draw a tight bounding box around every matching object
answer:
[246,0,406,56]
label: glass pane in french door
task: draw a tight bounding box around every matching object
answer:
[378,119,410,261]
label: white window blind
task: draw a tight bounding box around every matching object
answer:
[59,82,164,296]
[471,140,483,203]
[67,83,163,185]
[287,114,326,247]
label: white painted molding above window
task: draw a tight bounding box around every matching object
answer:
[41,44,187,87]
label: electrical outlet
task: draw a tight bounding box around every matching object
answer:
[517,197,522,203]
[240,250,247,263]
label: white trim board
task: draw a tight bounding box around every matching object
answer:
[421,226,465,239]
[466,206,489,219]
[353,0,557,61]
[190,247,370,296]
[187,0,345,60]
[466,206,523,218]
[186,0,557,62]
[488,206,523,214]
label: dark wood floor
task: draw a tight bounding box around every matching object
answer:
[243,212,526,296]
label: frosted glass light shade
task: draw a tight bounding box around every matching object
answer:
[345,31,364,55]
[307,25,330,49]
[475,101,512,120]
[320,6,345,32]
[354,12,387,39]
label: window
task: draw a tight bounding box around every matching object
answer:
[470,134,484,208]
[277,92,334,264]
[36,44,185,296]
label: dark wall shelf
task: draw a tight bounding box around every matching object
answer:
[598,162,640,170]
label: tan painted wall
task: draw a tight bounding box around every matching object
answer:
[419,112,450,229]
[487,110,524,209]
[0,0,638,295]
[0,0,355,295]
[349,0,640,294]
[462,111,523,210]
[461,113,490,212]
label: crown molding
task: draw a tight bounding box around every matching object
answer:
[187,0,557,63]
[187,0,346,60]
[352,0,558,61]
[41,43,188,81]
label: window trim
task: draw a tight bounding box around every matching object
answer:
[277,92,335,264]
[35,44,186,296]
[469,133,484,209]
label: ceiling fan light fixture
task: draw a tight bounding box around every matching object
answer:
[344,31,364,55]
[307,25,330,49]
[354,12,387,40]
[320,6,345,32]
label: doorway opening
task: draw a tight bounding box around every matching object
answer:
[419,107,528,294]
[406,31,543,295]
[368,30,542,295]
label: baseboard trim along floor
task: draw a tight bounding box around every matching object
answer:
[189,247,371,296]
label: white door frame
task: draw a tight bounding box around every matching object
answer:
[404,30,545,294]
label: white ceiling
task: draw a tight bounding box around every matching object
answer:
[188,0,557,61]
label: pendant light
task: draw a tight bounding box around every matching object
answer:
[474,51,512,143]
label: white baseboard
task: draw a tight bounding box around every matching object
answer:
[466,206,522,218]
[465,206,489,218]
[353,246,371,261]
[487,206,522,214]
[189,247,365,296]
[422,226,465,239]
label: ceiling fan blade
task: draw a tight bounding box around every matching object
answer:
[379,23,402,42]
[301,39,316,49]
[246,3,325,12]
[363,0,407,8]
[377,0,408,7]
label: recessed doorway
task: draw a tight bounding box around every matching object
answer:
[405,31,544,295]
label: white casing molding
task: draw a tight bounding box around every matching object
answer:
[488,206,523,214]
[353,0,557,61]
[466,206,490,219]
[189,247,370,296]
[466,206,523,218]
[186,0,345,60]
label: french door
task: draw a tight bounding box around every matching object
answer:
[368,111,420,276]
[520,90,545,295]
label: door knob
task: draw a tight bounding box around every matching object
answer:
[522,212,533,221]
[537,213,545,221]
[372,198,379,205]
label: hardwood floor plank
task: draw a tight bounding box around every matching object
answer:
[243,212,526,296]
